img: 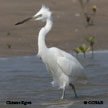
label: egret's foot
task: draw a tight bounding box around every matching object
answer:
[60,89,65,100]
[69,83,78,98]
[74,94,78,98]
[60,95,64,100]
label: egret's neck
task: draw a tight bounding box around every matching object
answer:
[38,18,53,56]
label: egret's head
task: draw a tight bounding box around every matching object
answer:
[34,5,52,21]
[15,5,52,25]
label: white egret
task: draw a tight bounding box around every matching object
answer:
[15,5,87,100]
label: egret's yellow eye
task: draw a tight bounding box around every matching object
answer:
[35,14,42,19]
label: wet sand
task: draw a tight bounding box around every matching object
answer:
[0,0,108,57]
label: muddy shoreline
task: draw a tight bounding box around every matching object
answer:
[0,0,108,57]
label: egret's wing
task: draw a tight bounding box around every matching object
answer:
[49,47,84,77]
[57,57,80,76]
[48,47,87,84]
[57,56,87,84]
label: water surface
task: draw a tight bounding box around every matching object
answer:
[0,51,108,108]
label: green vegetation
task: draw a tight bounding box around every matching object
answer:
[7,44,11,49]
[78,44,90,58]
[91,5,97,25]
[85,13,91,25]
[78,0,97,26]
[85,36,95,57]
[74,44,90,58]
[74,47,80,57]
[92,5,96,13]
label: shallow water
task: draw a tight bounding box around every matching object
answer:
[0,51,108,108]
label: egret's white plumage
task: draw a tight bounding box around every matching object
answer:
[15,5,87,99]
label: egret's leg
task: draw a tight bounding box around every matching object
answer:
[69,83,78,98]
[60,89,65,100]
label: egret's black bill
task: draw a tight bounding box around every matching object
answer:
[15,16,33,25]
